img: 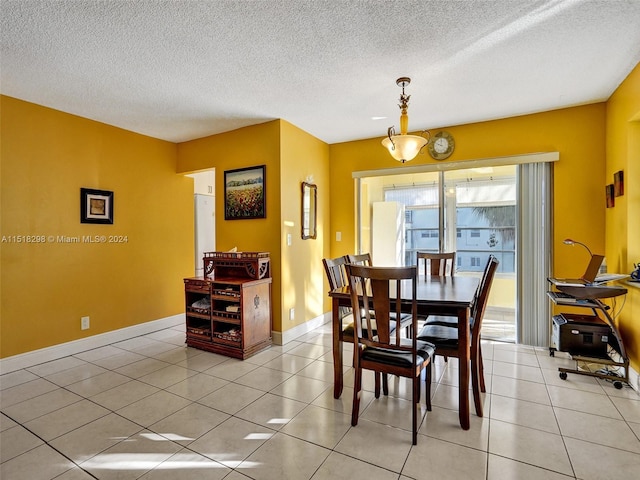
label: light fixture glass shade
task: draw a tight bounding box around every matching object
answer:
[381,134,429,163]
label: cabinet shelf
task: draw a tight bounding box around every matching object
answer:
[211,294,240,302]
[186,309,211,320]
[184,252,272,360]
[213,330,242,344]
[212,312,241,323]
[187,330,211,340]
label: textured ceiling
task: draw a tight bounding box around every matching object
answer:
[2,1,640,144]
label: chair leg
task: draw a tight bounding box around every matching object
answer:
[382,373,389,396]
[412,376,419,445]
[352,366,362,426]
[478,344,486,393]
[374,371,381,398]
[470,345,483,417]
[425,362,432,411]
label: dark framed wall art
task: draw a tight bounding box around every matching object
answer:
[614,170,624,197]
[81,188,114,224]
[605,184,615,208]
[224,165,266,220]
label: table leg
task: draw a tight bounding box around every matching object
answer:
[332,297,343,398]
[458,306,471,430]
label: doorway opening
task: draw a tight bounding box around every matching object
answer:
[185,169,216,277]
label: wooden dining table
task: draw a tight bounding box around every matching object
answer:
[328,275,480,430]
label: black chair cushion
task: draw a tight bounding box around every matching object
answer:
[361,339,435,367]
[416,324,459,346]
[423,315,477,328]
[423,315,458,327]
[343,312,411,337]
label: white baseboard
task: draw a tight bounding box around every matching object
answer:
[3,311,638,395]
[272,312,330,346]
[0,314,185,374]
[629,365,640,393]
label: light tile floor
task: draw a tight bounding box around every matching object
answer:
[1,320,639,480]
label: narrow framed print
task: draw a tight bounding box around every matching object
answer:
[81,188,114,224]
[605,184,615,208]
[614,170,624,197]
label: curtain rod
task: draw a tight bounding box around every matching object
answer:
[352,152,559,178]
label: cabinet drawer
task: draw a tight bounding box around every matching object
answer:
[184,279,211,293]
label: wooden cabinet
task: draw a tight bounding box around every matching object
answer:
[184,252,272,359]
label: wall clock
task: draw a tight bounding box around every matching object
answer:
[428,131,455,160]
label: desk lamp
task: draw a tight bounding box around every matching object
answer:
[563,238,593,257]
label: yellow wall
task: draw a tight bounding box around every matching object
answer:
[176,121,284,329]
[329,96,640,370]
[279,121,330,333]
[0,96,193,358]
[3,62,637,371]
[605,61,640,371]
[176,120,331,334]
[330,104,606,278]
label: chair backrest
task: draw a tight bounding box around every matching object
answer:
[345,264,417,350]
[346,253,372,266]
[416,251,456,276]
[470,255,499,338]
[322,256,349,291]
[323,256,353,321]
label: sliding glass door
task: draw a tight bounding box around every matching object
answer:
[359,165,517,342]
[443,168,516,341]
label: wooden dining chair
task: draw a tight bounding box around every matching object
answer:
[322,254,411,361]
[416,251,456,276]
[347,252,372,266]
[416,255,499,417]
[347,251,412,392]
[322,255,353,343]
[416,252,456,327]
[345,263,434,445]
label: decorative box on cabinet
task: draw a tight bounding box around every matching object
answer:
[184,252,272,359]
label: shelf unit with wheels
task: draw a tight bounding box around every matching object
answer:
[547,280,629,389]
[184,252,272,359]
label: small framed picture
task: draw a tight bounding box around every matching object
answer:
[224,165,266,220]
[605,184,615,208]
[81,188,114,224]
[614,170,624,197]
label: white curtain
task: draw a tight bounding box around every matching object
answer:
[517,162,553,346]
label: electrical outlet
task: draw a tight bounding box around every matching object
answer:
[287,233,292,246]
[81,316,90,330]
[289,308,295,321]
[336,231,342,241]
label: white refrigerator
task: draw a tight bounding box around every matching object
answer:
[194,194,215,276]
[372,201,405,266]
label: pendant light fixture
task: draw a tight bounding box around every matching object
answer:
[381,77,430,163]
